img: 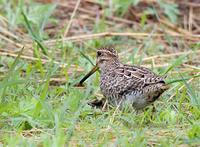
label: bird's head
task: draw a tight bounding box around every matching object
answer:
[96,47,119,69]
[75,47,119,86]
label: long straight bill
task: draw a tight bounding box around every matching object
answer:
[76,64,99,87]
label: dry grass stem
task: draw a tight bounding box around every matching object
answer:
[45,32,200,45]
[0,50,84,72]
[63,0,81,38]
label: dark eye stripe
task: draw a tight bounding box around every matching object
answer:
[97,51,102,56]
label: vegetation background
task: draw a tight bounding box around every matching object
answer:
[0,0,199,146]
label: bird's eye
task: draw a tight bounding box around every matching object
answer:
[97,51,101,56]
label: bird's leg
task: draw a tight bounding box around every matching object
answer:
[102,99,108,111]
[150,104,156,120]
[152,104,156,112]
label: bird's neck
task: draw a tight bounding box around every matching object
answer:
[99,60,120,73]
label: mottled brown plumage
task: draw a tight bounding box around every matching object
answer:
[78,47,169,109]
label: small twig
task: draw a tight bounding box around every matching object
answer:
[183,15,188,31]
[0,33,23,48]
[45,32,200,45]
[63,0,81,38]
[0,50,84,72]
[189,6,193,32]
[142,50,200,61]
[0,15,8,27]
[0,27,20,41]
[182,64,200,70]
[38,77,67,85]
[179,2,200,7]
[59,3,137,26]
[159,19,192,36]
[159,19,199,42]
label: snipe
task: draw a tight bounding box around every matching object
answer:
[77,47,169,109]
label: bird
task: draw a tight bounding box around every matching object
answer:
[76,47,169,110]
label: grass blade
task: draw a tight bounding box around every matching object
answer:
[162,55,186,75]
[21,11,48,55]
[0,47,25,102]
[79,51,95,66]
[179,73,200,108]
[166,74,200,85]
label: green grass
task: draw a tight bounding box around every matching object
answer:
[0,0,200,146]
